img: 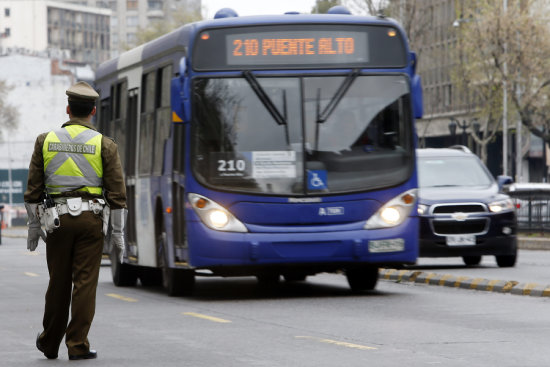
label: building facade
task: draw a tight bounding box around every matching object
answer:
[0,1,111,66]
[60,0,201,58]
[390,0,544,181]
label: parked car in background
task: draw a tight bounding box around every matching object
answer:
[416,146,517,267]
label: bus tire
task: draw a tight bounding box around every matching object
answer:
[283,273,307,282]
[462,256,482,266]
[156,217,195,296]
[345,266,378,292]
[256,274,280,286]
[163,268,195,297]
[110,253,138,287]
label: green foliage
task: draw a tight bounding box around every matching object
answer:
[311,0,341,14]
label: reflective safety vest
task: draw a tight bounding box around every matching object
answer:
[43,125,103,195]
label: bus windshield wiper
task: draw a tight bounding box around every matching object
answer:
[316,69,360,124]
[243,71,287,126]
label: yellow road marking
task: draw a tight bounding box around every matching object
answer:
[183,312,232,323]
[24,272,39,277]
[105,293,138,302]
[295,336,377,350]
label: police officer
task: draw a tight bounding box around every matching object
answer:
[24,81,127,360]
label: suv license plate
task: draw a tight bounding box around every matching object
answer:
[446,235,476,246]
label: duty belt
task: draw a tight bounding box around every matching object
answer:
[56,198,105,216]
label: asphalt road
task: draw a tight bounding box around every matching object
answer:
[2,235,550,366]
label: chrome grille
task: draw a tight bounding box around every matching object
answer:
[431,203,487,214]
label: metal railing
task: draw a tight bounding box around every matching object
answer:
[506,183,550,233]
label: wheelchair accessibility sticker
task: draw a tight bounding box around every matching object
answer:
[308,170,327,190]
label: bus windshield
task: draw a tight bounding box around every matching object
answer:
[192,74,414,195]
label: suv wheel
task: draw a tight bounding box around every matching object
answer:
[462,256,482,266]
[496,254,517,268]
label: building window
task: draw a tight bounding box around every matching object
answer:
[4,8,9,17]
[4,28,10,37]
[127,0,138,10]
[126,16,138,27]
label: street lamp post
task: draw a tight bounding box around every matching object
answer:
[448,117,480,149]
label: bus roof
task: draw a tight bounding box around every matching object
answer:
[95,12,405,81]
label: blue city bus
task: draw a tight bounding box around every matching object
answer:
[94,6,423,296]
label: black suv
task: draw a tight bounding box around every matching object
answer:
[416,147,517,267]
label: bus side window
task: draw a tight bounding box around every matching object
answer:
[153,64,173,176]
[114,80,128,167]
[139,71,156,175]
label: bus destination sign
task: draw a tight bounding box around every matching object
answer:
[226,31,368,65]
[193,25,407,70]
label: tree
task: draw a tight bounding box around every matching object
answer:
[344,0,385,15]
[311,0,341,14]
[0,80,19,141]
[135,2,202,46]
[457,0,550,156]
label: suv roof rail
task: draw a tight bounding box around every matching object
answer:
[448,145,472,154]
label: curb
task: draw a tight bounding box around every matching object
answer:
[379,268,550,297]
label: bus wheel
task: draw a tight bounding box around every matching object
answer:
[157,229,195,296]
[283,273,307,282]
[345,266,378,292]
[163,268,195,297]
[110,250,138,287]
[256,273,280,286]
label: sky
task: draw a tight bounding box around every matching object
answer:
[201,0,318,18]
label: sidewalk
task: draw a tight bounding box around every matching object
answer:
[1,226,549,250]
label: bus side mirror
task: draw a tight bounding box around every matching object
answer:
[409,52,423,119]
[171,57,190,123]
[411,74,423,119]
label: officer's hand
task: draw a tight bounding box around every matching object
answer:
[27,224,46,251]
[110,232,125,263]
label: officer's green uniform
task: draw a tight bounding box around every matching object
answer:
[24,82,126,359]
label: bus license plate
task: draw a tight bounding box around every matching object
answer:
[446,235,476,246]
[368,238,404,253]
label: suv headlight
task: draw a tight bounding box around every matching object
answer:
[488,198,514,213]
[188,193,248,232]
[365,189,418,229]
[417,204,428,215]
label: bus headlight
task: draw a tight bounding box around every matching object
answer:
[209,210,229,228]
[188,193,247,232]
[365,189,417,229]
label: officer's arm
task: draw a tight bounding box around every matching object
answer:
[101,136,127,209]
[24,134,47,203]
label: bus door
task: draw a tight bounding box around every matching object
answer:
[172,122,187,262]
[125,88,139,252]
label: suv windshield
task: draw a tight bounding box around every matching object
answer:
[192,74,414,195]
[418,156,494,188]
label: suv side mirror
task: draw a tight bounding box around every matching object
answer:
[497,175,513,191]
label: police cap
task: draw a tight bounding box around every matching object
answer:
[66,81,99,102]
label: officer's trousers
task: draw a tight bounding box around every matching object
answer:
[37,211,103,357]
